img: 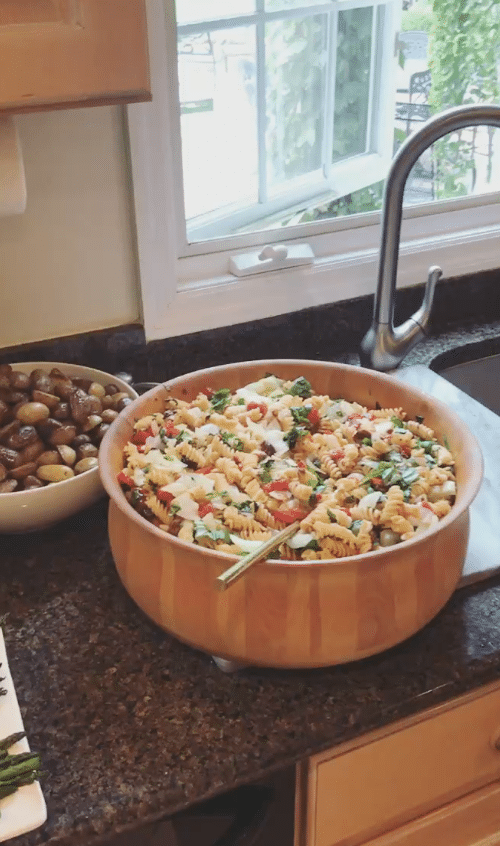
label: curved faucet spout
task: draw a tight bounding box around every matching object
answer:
[361,103,500,371]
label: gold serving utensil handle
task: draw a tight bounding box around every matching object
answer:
[215,521,301,591]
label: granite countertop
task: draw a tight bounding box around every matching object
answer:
[1,302,500,846]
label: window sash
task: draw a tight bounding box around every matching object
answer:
[177,0,397,242]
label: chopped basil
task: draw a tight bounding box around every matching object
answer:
[303,539,320,551]
[362,437,372,446]
[291,406,312,425]
[287,377,313,398]
[284,426,308,448]
[170,503,181,515]
[415,414,424,424]
[221,431,244,451]
[259,459,274,484]
[391,415,405,428]
[327,508,337,523]
[193,520,231,544]
[237,397,246,405]
[210,388,232,413]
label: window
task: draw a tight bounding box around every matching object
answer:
[176,0,397,240]
[127,0,500,341]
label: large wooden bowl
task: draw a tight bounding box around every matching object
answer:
[99,360,483,668]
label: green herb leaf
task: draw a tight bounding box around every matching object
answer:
[210,388,232,413]
[291,405,311,425]
[220,431,244,451]
[284,426,308,448]
[287,377,313,398]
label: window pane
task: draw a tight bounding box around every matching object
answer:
[265,0,328,10]
[176,1,255,26]
[176,0,500,242]
[332,7,373,162]
[266,14,327,188]
[179,27,258,222]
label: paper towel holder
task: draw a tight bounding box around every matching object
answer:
[0,115,26,216]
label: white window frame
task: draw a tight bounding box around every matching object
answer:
[127,0,500,342]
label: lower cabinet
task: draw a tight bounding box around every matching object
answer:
[295,681,500,846]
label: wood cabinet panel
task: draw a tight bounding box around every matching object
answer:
[304,684,500,846]
[367,781,500,846]
[0,1,151,112]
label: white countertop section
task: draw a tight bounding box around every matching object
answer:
[395,365,500,585]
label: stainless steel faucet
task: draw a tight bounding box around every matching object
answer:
[360,103,500,371]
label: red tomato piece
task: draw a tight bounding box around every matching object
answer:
[421,501,435,511]
[263,479,290,493]
[156,489,174,505]
[271,508,306,524]
[331,450,344,461]
[371,477,384,486]
[195,465,215,474]
[400,444,412,458]
[117,471,134,487]
[307,408,321,427]
[163,421,180,437]
[198,502,215,518]
[247,401,268,416]
[131,427,154,445]
[201,387,214,398]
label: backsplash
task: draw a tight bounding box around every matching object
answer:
[2,268,500,383]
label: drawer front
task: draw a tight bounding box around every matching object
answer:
[311,686,500,846]
[368,781,500,846]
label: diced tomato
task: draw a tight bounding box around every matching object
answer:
[271,508,307,524]
[400,444,412,458]
[156,489,174,505]
[263,479,290,493]
[163,421,180,438]
[421,501,435,511]
[198,502,215,518]
[297,460,306,470]
[201,387,214,398]
[131,427,154,445]
[247,401,268,416]
[307,408,321,427]
[331,450,344,461]
[371,477,384,486]
[195,465,215,474]
[117,471,134,487]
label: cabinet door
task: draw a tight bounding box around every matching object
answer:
[366,781,500,846]
[0,1,151,112]
[300,684,500,846]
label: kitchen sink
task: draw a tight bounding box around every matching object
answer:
[430,336,500,416]
[395,336,500,583]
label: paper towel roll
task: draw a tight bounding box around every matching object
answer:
[0,115,26,216]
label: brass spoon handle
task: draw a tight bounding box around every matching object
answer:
[215,521,301,592]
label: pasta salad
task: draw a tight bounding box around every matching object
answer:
[117,374,457,560]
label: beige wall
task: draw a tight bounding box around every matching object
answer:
[0,106,140,351]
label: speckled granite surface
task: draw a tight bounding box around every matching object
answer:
[0,269,500,845]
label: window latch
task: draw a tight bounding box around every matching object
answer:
[229,243,314,277]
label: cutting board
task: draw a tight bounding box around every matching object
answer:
[395,365,500,586]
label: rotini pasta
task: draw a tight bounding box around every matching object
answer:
[118,373,457,561]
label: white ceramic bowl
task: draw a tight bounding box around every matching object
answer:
[0,362,138,533]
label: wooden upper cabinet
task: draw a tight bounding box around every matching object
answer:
[0,1,151,112]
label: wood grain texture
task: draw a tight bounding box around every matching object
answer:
[305,684,500,846]
[100,359,483,669]
[0,1,150,112]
